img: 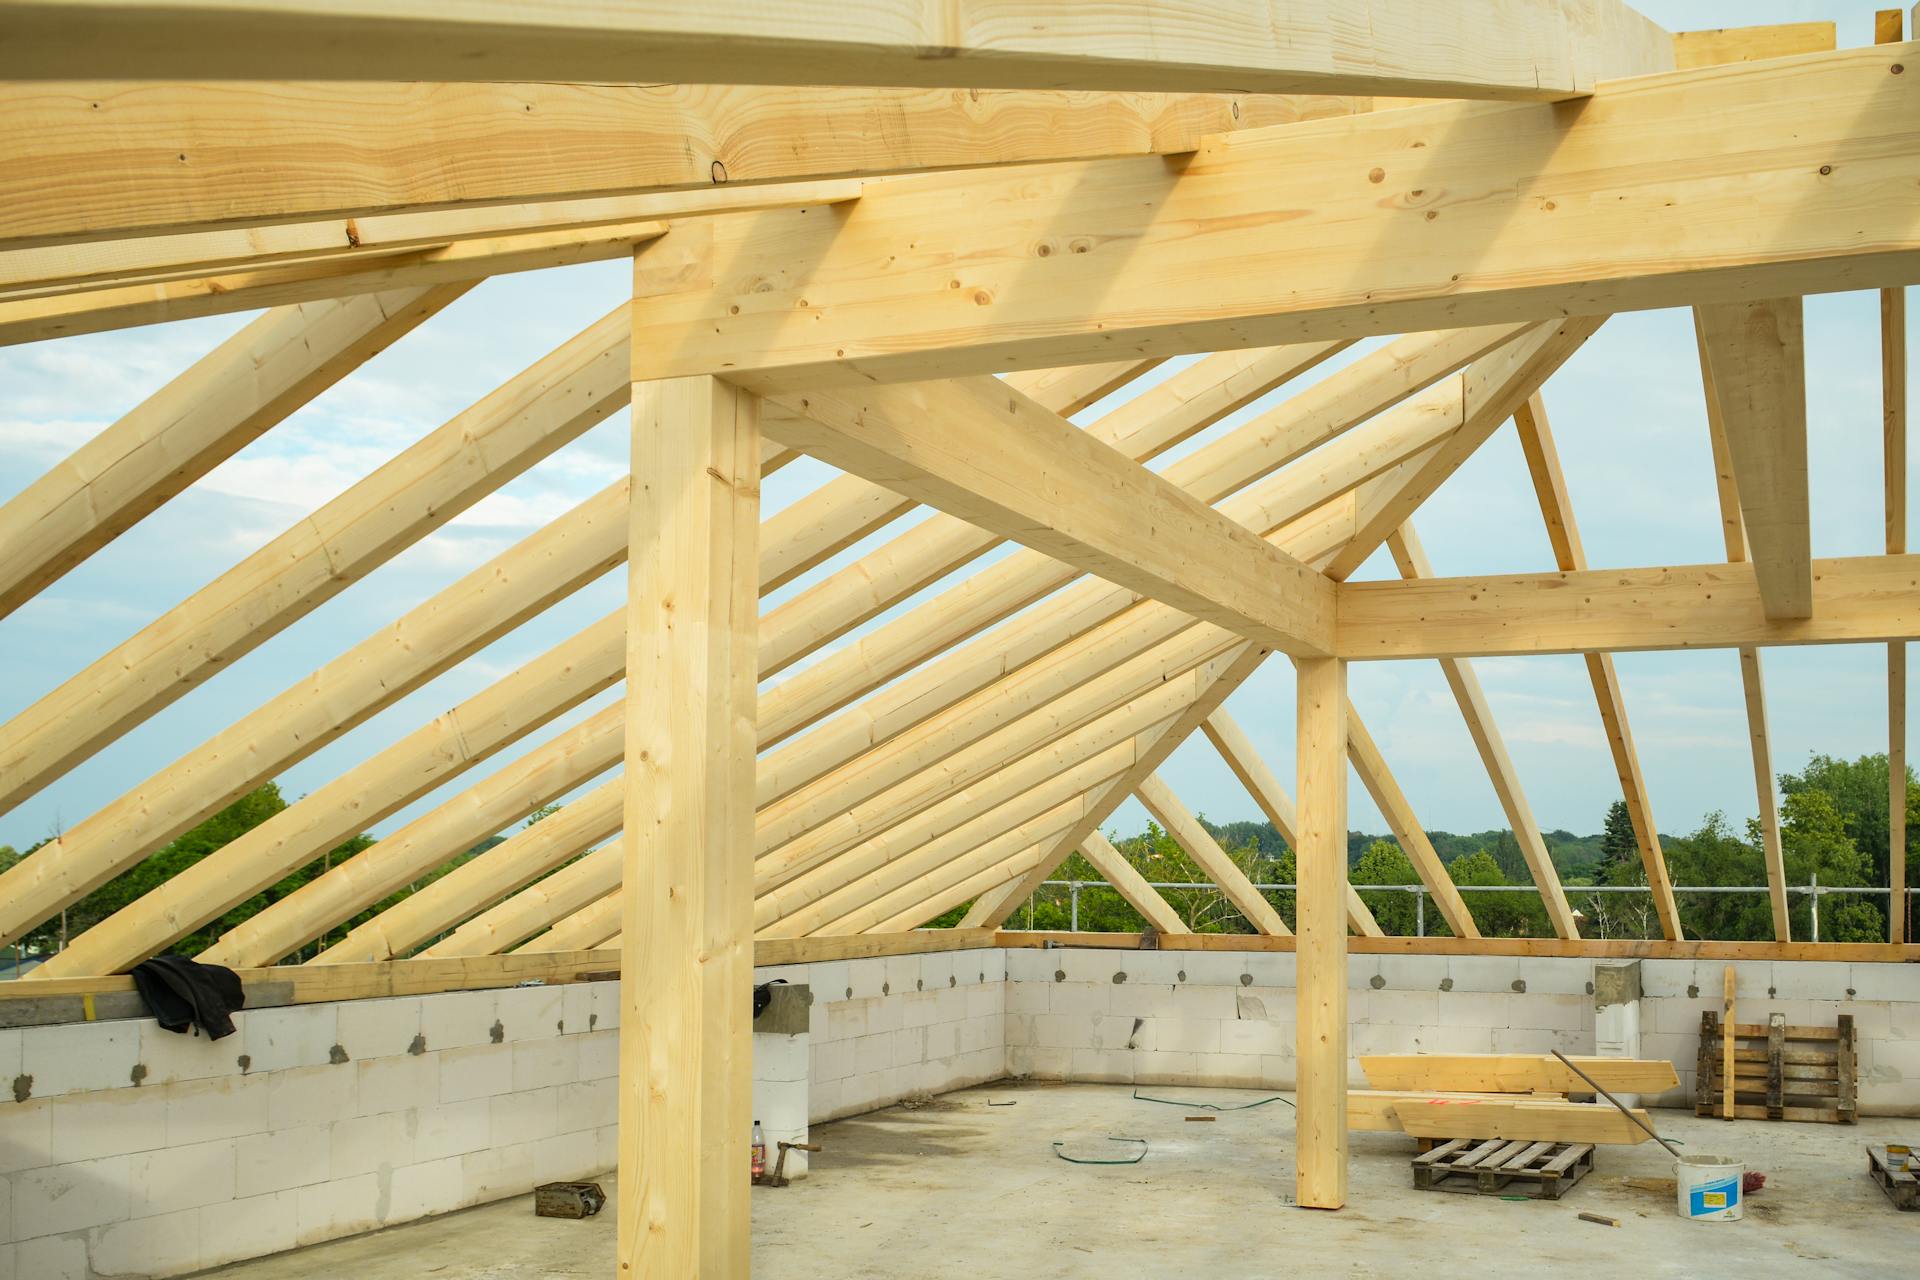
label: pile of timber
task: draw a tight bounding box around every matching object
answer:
[1697,1010,1858,1124]
[1350,1054,1680,1145]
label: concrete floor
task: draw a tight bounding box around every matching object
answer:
[198,1082,1912,1279]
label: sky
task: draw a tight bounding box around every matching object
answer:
[0,2,1910,866]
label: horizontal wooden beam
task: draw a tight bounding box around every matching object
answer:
[1671,22,1835,69]
[0,1,1667,99]
[1336,554,1920,659]
[995,930,1920,962]
[630,45,1920,385]
[754,375,1336,657]
[1360,1054,1679,1095]
[0,81,1366,249]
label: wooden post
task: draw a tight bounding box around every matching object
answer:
[619,363,761,1275]
[1295,656,1348,1208]
[1721,965,1737,1121]
[1879,0,1909,944]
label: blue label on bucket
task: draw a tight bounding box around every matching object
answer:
[1688,1176,1740,1215]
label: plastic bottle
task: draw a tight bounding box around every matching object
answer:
[751,1120,766,1180]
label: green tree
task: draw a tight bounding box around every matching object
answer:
[1350,839,1421,935]
[1448,850,1548,937]
[1597,800,1639,884]
[1777,788,1884,942]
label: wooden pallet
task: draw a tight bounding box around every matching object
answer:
[1411,1137,1595,1199]
[1868,1145,1920,1211]
[1696,1010,1857,1124]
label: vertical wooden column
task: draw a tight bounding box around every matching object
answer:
[619,363,761,1275]
[1294,656,1348,1209]
[1882,7,1909,945]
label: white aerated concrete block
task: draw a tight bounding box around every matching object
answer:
[129,1137,237,1218]
[356,1050,440,1116]
[139,1024,237,1088]
[17,1233,87,1280]
[419,990,500,1053]
[330,1111,413,1178]
[439,1043,515,1104]
[511,1037,579,1092]
[90,1204,200,1278]
[496,986,565,1043]
[236,1123,331,1195]
[336,997,422,1061]
[389,1155,465,1224]
[295,1172,381,1246]
[413,1099,493,1163]
[21,1022,140,1098]
[48,1086,167,1163]
[15,1153,134,1238]
[200,1191,297,1272]
[171,1074,272,1146]
[244,1005,339,1074]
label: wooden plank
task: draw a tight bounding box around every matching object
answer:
[1723,965,1737,1121]
[0,284,466,618]
[0,0,1670,99]
[1886,149,1910,940]
[0,220,669,345]
[627,47,1920,387]
[620,371,759,1275]
[1340,705,1478,938]
[1767,1013,1786,1119]
[0,81,1370,249]
[1391,1097,1656,1145]
[1335,554,1920,659]
[992,931,1920,963]
[424,839,624,961]
[0,181,862,295]
[1839,1013,1859,1122]
[1135,773,1291,936]
[1672,23,1836,68]
[750,374,1337,658]
[1511,397,1682,939]
[1359,1054,1679,1095]
[1296,655,1348,1209]
[1695,299,1812,619]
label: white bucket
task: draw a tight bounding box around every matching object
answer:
[1675,1155,1745,1222]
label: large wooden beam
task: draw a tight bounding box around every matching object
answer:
[751,375,1337,657]
[1695,299,1811,619]
[1294,655,1348,1209]
[629,46,1913,386]
[1340,708,1481,939]
[1697,339,1792,941]
[0,81,1366,249]
[1384,524,1584,939]
[621,371,759,1274]
[0,1,1668,98]
[1512,396,1682,940]
[1135,772,1290,936]
[1338,554,1920,658]
[0,285,466,617]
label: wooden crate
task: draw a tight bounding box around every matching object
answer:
[1695,1010,1857,1124]
[1411,1137,1595,1200]
[1867,1145,1920,1211]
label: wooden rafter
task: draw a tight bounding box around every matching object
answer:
[1135,771,1291,937]
[627,46,1909,387]
[0,284,467,617]
[1383,525,1583,940]
[1512,395,1684,941]
[1197,709,1388,937]
[1077,830,1191,936]
[0,1,1669,98]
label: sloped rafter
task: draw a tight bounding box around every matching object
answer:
[1077,830,1191,936]
[1512,394,1685,941]
[1383,524,1583,940]
[1336,711,1479,939]
[0,0,1670,98]
[1696,337,1792,941]
[1135,771,1292,936]
[1196,710,1392,936]
[0,284,469,618]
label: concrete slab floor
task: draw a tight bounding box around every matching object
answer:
[196,1082,1914,1279]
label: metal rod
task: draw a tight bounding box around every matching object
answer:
[1549,1049,1685,1160]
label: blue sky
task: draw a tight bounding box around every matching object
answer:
[0,2,1909,862]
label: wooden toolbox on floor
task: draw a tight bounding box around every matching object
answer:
[1696,1010,1857,1124]
[1411,1138,1595,1199]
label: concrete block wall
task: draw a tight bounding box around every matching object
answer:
[1003,948,1920,1116]
[0,982,621,1280]
[756,947,1007,1122]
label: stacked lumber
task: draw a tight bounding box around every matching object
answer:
[1350,1054,1679,1145]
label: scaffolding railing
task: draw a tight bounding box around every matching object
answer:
[1028,876,1915,942]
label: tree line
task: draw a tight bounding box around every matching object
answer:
[977,752,1915,944]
